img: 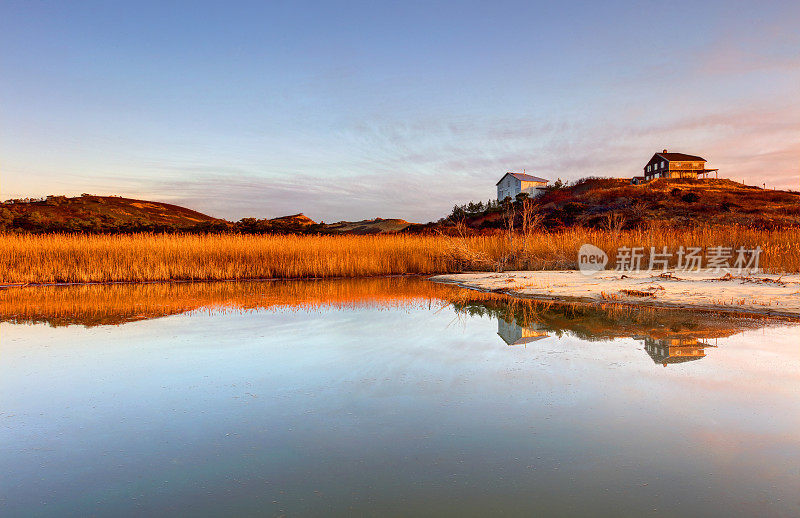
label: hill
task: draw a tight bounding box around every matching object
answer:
[325,218,411,235]
[444,178,800,231]
[269,213,315,226]
[1,194,223,232]
[4,178,797,234]
[1,195,410,234]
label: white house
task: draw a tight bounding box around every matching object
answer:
[496,172,548,201]
[497,317,549,346]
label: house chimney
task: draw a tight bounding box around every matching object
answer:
[662,149,668,153]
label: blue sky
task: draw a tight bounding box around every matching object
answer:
[2,0,798,222]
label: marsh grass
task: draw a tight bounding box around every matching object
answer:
[0,225,797,284]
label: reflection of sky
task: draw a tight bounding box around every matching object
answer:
[2,308,799,516]
[2,1,799,221]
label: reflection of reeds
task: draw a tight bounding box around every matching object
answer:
[0,226,797,284]
[0,277,500,327]
[0,277,766,341]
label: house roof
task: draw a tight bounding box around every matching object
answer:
[496,172,549,185]
[646,352,705,365]
[509,335,550,346]
[655,152,706,162]
[497,331,549,346]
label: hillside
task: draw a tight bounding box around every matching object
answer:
[4,178,797,234]
[270,213,315,226]
[1,195,410,234]
[446,178,800,231]
[1,194,223,232]
[325,218,411,235]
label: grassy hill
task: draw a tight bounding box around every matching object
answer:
[1,195,410,234]
[4,178,797,234]
[444,178,800,231]
[325,218,411,235]
[269,213,316,226]
[1,194,223,232]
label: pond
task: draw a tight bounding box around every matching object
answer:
[2,277,799,517]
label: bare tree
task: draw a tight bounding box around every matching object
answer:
[497,200,518,272]
[503,201,515,241]
[521,198,544,254]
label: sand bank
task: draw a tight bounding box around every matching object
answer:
[431,271,800,318]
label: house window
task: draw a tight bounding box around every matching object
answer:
[647,165,651,172]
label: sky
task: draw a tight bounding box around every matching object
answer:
[1,0,798,222]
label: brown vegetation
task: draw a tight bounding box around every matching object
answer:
[1,194,222,232]
[1,225,797,285]
[324,218,412,235]
[1,196,414,235]
[442,178,800,231]
[5,178,797,236]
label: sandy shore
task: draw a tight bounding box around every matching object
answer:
[431,270,800,318]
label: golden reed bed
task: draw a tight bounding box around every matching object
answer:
[0,226,798,284]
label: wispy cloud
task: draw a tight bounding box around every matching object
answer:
[139,170,488,223]
[22,96,789,223]
[131,100,797,222]
[3,0,798,217]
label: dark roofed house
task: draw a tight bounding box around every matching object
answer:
[643,337,713,367]
[638,149,718,183]
[497,172,548,201]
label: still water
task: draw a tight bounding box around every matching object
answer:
[1,278,799,517]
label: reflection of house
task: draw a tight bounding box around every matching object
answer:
[497,317,549,346]
[643,337,711,366]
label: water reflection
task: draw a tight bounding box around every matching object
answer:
[0,277,484,327]
[493,311,721,367]
[0,276,778,345]
[450,295,768,370]
[497,317,549,345]
[643,337,714,366]
[0,277,783,374]
[2,277,799,517]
